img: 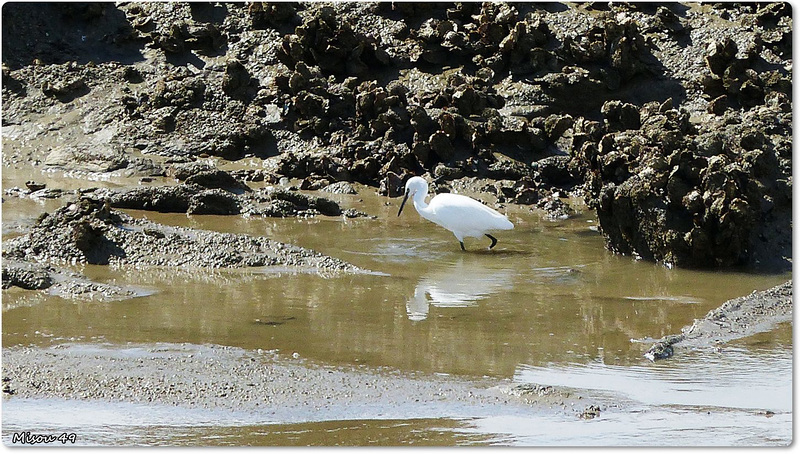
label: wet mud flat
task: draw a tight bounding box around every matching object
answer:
[1,342,605,426]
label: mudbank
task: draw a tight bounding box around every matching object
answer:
[2,198,362,271]
[0,342,602,423]
[1,2,792,270]
[644,281,792,360]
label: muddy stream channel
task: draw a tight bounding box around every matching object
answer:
[1,169,791,446]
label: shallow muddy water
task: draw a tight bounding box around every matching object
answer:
[1,175,792,446]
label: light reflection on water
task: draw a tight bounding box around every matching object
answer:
[468,341,793,446]
[406,256,514,321]
[461,407,791,446]
[514,346,792,411]
[1,398,490,446]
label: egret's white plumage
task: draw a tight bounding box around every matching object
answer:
[397,176,514,250]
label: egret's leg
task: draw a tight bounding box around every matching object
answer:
[486,234,498,249]
[460,241,466,251]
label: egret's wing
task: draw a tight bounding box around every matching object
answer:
[428,193,513,235]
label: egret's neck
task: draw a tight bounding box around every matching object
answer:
[412,191,432,216]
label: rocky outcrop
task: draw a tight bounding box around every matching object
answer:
[579,97,790,268]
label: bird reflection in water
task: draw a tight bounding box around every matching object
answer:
[406,257,514,321]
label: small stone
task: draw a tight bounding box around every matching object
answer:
[645,342,674,361]
[601,100,640,131]
[707,95,728,116]
[579,405,601,419]
[429,131,455,161]
[379,172,404,197]
[740,130,765,151]
[25,181,46,192]
[705,38,737,76]
[321,181,358,195]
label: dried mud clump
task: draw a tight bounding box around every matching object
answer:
[97,185,242,215]
[2,260,54,290]
[92,165,353,218]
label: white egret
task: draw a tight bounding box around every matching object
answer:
[397,176,514,251]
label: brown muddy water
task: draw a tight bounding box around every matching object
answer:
[1,170,792,446]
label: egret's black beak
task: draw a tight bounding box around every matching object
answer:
[398,190,410,217]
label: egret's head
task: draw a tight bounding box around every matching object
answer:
[404,176,428,197]
[398,176,429,217]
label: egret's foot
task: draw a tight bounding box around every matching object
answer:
[486,234,498,249]
[460,241,466,251]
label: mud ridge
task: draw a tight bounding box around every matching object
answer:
[1,198,362,273]
[1,343,604,422]
[644,281,792,360]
